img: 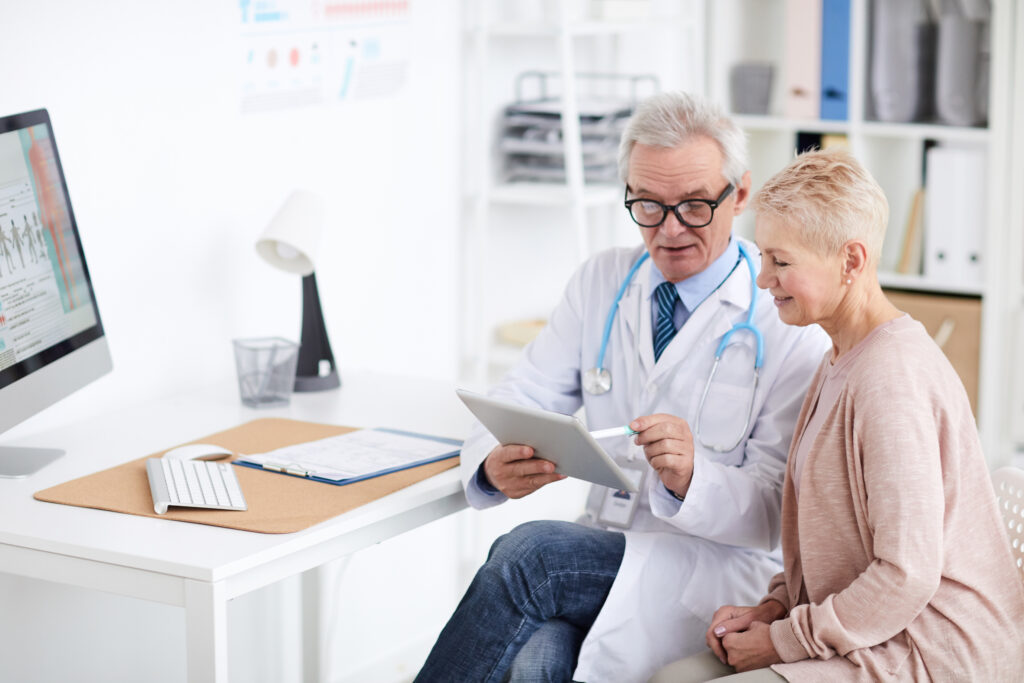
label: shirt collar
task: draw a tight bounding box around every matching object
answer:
[648,237,741,312]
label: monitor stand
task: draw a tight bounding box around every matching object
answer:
[0,447,65,479]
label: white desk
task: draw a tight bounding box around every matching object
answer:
[0,372,473,682]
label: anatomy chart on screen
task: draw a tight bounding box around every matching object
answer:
[239,0,411,112]
[0,126,97,372]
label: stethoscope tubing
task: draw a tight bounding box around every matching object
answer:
[594,251,651,373]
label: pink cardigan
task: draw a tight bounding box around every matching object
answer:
[763,316,1024,681]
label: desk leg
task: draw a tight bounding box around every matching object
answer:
[185,579,229,683]
[302,567,323,683]
[302,557,352,683]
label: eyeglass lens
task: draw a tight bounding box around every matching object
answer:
[629,200,715,228]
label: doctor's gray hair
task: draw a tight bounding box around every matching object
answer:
[618,91,748,187]
[752,148,889,262]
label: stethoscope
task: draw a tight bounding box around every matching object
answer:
[582,241,764,453]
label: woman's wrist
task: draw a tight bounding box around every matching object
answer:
[758,598,787,622]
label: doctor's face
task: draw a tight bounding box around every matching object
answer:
[626,138,750,283]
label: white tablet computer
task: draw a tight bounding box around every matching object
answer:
[456,389,638,492]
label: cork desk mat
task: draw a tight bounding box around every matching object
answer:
[33,418,461,534]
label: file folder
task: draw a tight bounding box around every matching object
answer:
[820,0,851,120]
[784,0,823,119]
[923,145,986,288]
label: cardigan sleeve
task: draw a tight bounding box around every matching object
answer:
[769,341,947,662]
[760,571,790,612]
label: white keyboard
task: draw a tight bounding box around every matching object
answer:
[145,458,248,515]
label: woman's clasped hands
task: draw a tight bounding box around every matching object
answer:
[705,600,786,672]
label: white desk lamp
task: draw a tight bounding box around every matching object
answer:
[255,190,341,391]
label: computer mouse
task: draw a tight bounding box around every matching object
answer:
[162,443,235,461]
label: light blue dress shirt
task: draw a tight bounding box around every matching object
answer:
[648,237,742,330]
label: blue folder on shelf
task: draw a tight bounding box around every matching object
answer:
[235,428,462,486]
[820,0,851,120]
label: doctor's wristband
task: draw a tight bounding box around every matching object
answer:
[665,484,685,502]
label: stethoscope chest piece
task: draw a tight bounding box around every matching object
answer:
[583,367,612,395]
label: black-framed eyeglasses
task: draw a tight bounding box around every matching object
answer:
[624,183,735,228]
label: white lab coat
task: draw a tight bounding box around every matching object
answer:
[461,241,829,682]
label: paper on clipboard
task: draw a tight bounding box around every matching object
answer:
[236,428,460,482]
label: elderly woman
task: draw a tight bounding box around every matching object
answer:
[652,148,1024,682]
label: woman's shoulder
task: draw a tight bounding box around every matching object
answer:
[847,315,964,401]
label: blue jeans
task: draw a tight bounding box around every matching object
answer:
[415,520,626,683]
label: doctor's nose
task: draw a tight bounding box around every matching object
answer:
[658,211,689,238]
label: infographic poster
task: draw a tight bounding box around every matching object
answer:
[239,0,411,112]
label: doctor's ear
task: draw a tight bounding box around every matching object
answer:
[841,240,869,282]
[732,171,753,215]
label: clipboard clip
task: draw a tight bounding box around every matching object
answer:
[261,461,311,478]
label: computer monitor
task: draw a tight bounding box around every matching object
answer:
[0,108,111,478]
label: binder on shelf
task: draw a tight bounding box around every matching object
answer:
[923,145,985,288]
[819,0,850,120]
[896,187,926,275]
[869,0,936,123]
[783,0,823,119]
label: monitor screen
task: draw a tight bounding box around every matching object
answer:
[0,109,110,476]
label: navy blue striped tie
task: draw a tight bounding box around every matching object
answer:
[653,281,679,362]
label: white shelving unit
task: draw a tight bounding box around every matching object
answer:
[460,0,704,383]
[704,0,1023,466]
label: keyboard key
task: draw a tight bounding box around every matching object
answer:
[210,466,230,506]
[182,460,202,503]
[223,466,246,508]
[171,459,193,505]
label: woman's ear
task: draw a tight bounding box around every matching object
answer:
[842,240,869,282]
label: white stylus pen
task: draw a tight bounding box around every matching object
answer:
[589,425,639,440]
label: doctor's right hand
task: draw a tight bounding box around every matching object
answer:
[483,445,566,499]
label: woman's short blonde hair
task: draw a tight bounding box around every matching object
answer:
[751,148,889,262]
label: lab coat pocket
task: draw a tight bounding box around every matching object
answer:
[676,538,776,625]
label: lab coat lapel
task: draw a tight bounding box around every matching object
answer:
[618,257,655,375]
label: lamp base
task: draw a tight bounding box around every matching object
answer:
[294,370,341,392]
[295,272,341,393]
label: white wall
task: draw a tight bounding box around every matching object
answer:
[0,1,467,681]
[2,0,462,405]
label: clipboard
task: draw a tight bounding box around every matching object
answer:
[234,428,461,486]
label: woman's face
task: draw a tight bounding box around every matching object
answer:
[754,214,845,328]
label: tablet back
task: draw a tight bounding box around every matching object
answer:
[456,389,637,492]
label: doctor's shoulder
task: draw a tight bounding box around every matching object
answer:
[569,245,647,296]
[762,316,830,370]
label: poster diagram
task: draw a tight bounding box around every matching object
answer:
[239,0,411,112]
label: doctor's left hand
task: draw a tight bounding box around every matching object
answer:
[630,414,694,498]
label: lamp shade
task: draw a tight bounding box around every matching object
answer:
[255,189,324,276]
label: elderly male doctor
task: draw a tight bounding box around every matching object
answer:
[416,92,827,683]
